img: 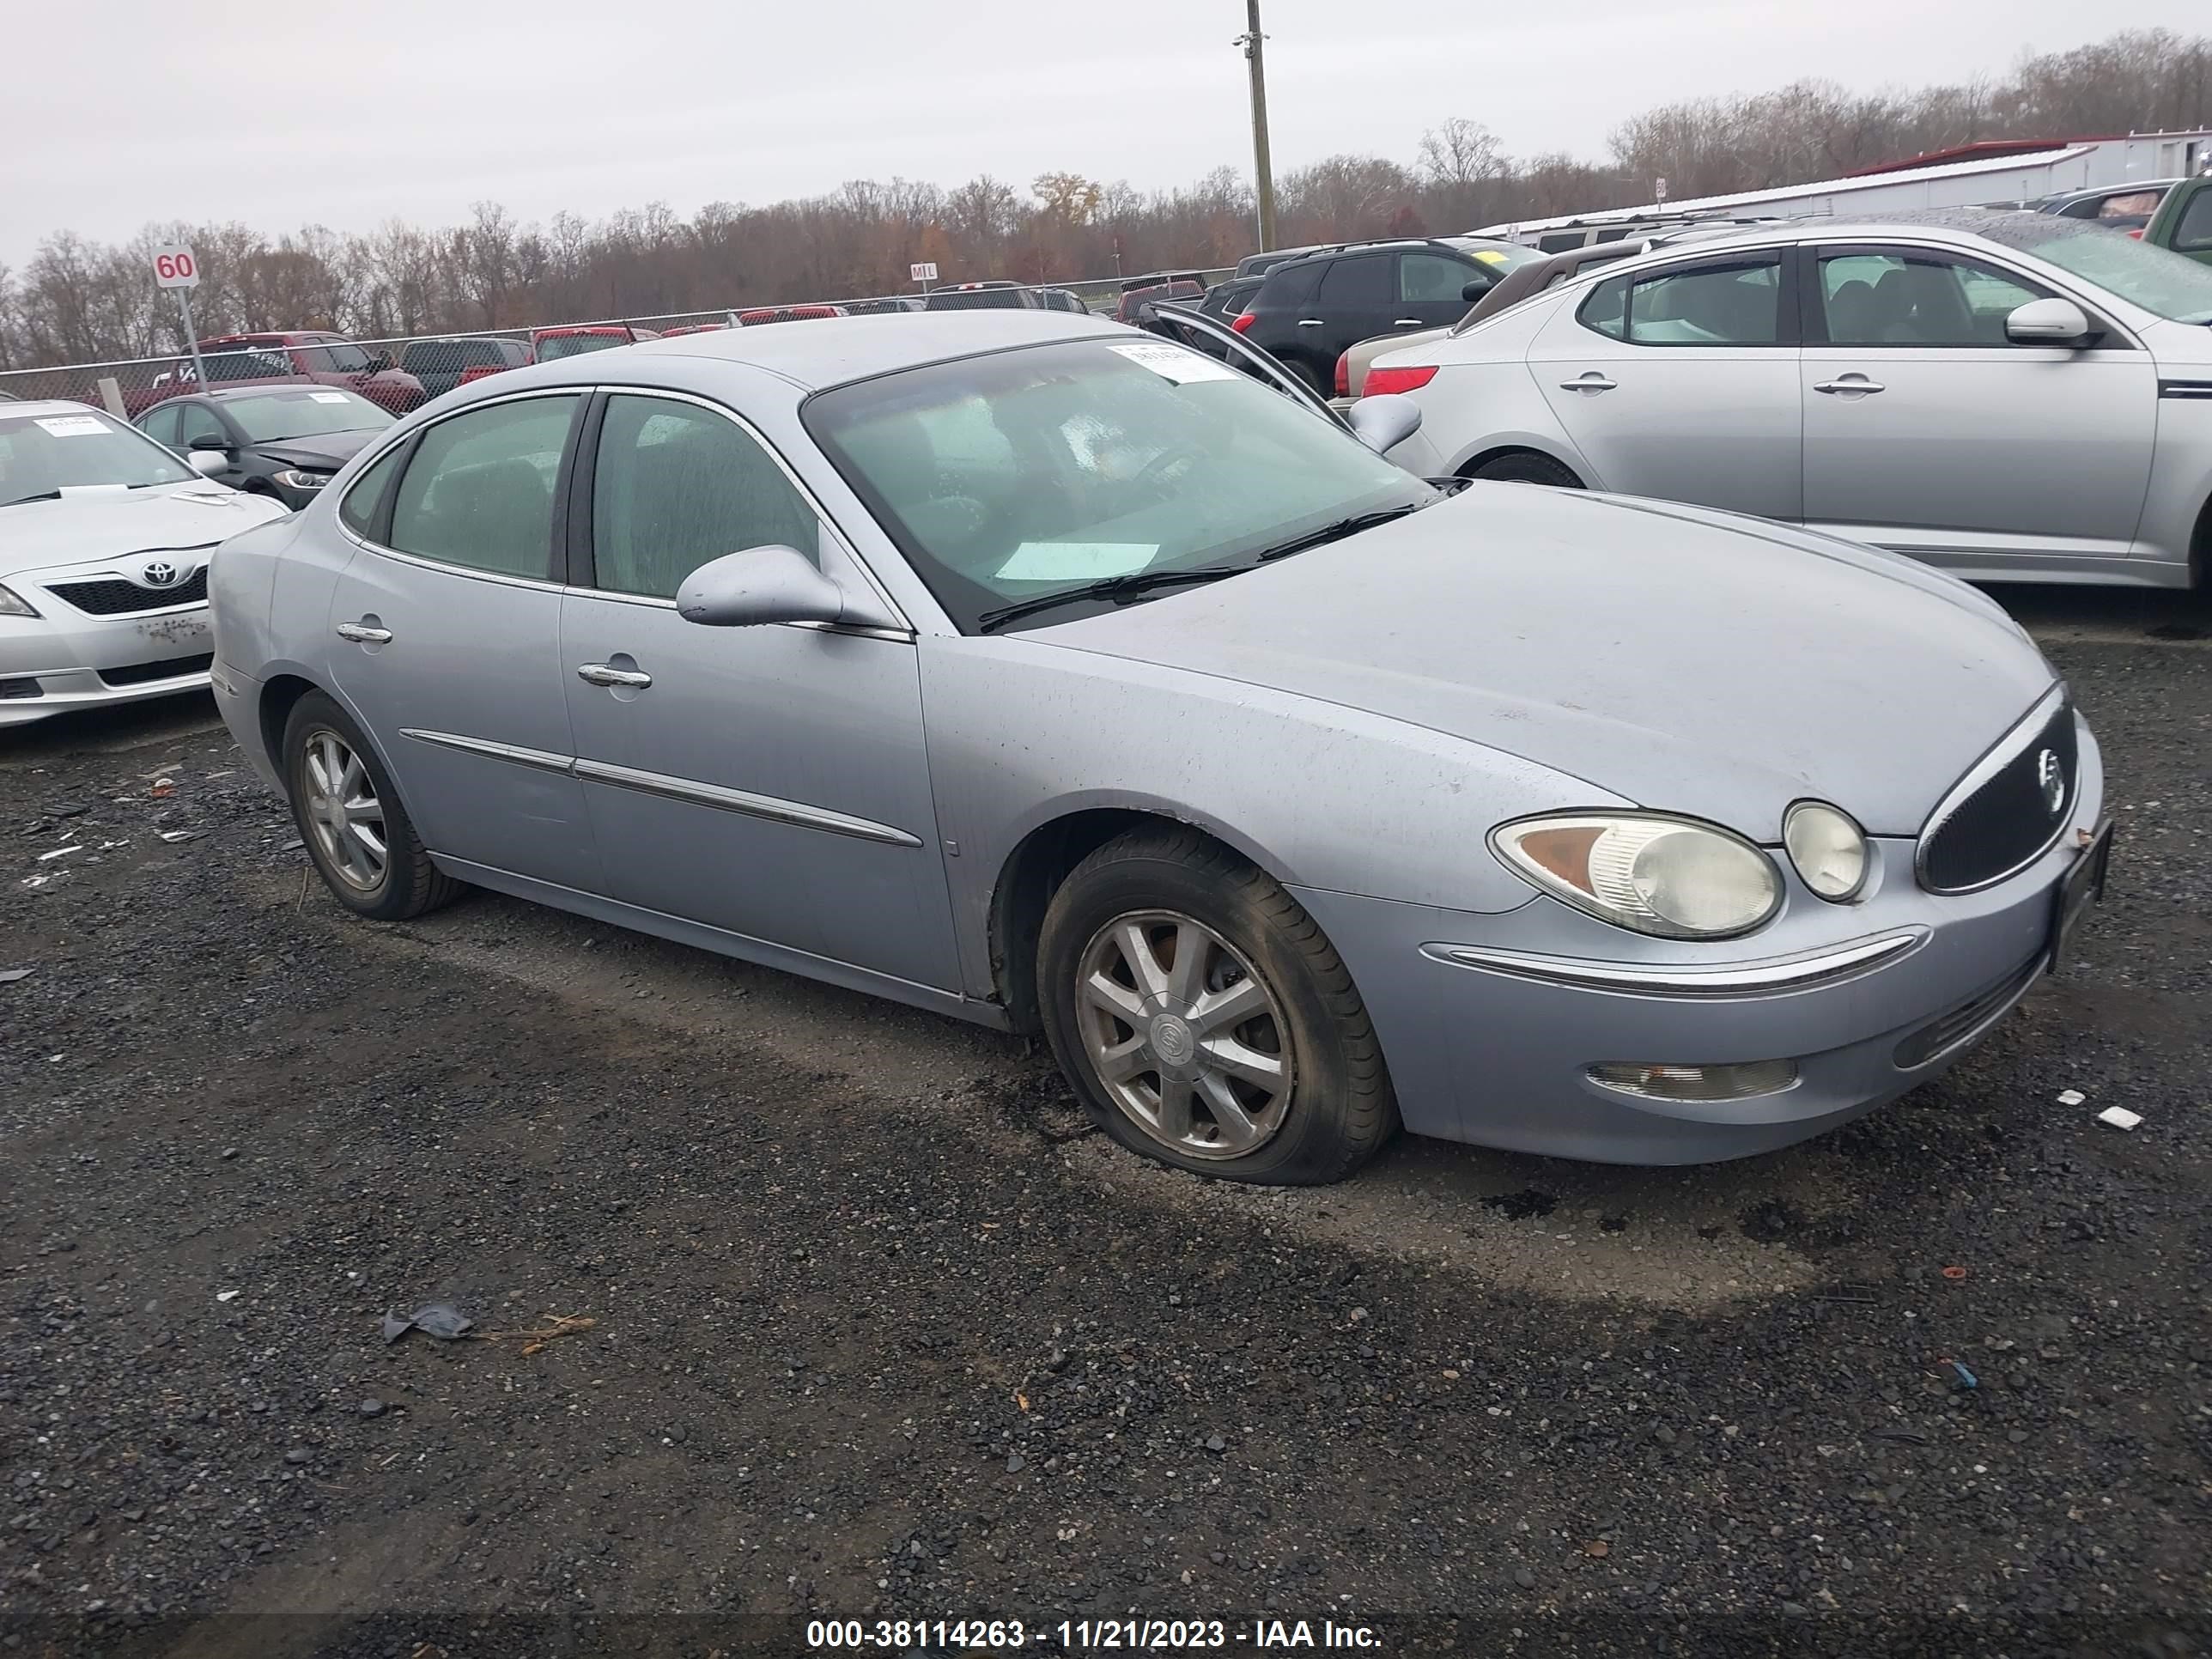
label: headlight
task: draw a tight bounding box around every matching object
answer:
[1783,801,1868,902]
[1492,812,1782,939]
[270,469,331,490]
[0,583,39,618]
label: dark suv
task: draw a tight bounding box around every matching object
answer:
[1234,238,1540,392]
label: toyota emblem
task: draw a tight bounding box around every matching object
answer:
[2036,749,2065,815]
[140,560,179,587]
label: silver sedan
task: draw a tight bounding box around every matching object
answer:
[1377,210,2212,589]
[208,311,2109,1182]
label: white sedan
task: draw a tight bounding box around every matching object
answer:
[1,401,287,727]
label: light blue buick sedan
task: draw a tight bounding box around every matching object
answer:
[206,308,2110,1182]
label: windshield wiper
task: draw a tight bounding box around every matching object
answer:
[1253,503,1425,562]
[975,566,1249,633]
[0,490,63,507]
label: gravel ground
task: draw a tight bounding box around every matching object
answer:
[2,592,2208,1659]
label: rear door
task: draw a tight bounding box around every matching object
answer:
[1306,253,1395,376]
[1526,247,1803,520]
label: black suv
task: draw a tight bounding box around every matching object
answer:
[1236,238,1540,393]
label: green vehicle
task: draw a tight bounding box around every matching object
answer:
[2142,176,2212,264]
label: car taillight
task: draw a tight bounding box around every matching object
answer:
[1334,352,1351,397]
[1230,312,1255,334]
[1364,365,1438,395]
[2128,228,2145,240]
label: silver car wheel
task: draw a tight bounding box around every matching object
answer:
[301,729,388,893]
[1073,908,1296,1160]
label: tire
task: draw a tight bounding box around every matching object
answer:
[1468,451,1583,488]
[1284,358,1331,399]
[281,690,465,921]
[1037,825,1397,1185]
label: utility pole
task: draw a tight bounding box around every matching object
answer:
[1237,0,1277,252]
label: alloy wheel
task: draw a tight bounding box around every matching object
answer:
[1073,909,1296,1159]
[301,729,388,893]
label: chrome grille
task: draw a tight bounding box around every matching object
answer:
[1919,693,2077,895]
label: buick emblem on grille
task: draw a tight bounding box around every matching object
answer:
[2037,749,2065,815]
[139,561,179,587]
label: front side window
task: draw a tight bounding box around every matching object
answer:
[1400,253,1473,303]
[590,395,818,599]
[140,404,181,447]
[805,337,1431,634]
[1819,250,2047,346]
[386,395,578,578]
[320,343,374,373]
[338,445,404,538]
[0,407,193,506]
[2172,190,2212,252]
[175,404,231,449]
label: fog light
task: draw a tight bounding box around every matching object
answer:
[1587,1060,1799,1101]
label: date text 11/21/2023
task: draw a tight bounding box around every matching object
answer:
[804,1618,1383,1649]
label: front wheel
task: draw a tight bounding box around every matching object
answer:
[1467,451,1583,488]
[1038,827,1397,1184]
[282,690,464,921]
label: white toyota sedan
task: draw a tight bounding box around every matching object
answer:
[1,400,287,727]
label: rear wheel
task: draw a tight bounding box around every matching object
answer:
[1038,826,1397,1185]
[1468,451,1583,488]
[282,691,463,921]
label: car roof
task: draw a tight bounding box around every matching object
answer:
[1,398,106,420]
[621,308,1123,391]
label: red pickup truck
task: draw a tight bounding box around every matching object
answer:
[191,331,423,412]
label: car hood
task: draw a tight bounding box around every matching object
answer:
[1036,486,2057,838]
[0,482,288,577]
[253,429,380,471]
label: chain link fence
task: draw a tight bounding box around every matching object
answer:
[0,271,1231,419]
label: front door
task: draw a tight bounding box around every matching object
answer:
[325,392,602,892]
[1799,243,2156,567]
[559,390,959,991]
[1527,248,1803,520]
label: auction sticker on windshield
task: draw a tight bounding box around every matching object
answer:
[309,392,350,404]
[35,416,106,437]
[995,542,1158,580]
[1109,342,1242,385]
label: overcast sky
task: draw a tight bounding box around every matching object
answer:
[3,0,2203,268]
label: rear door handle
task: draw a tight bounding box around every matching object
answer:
[1393,319,1425,327]
[1297,319,1325,327]
[1814,375,1886,396]
[576,662,652,690]
[1559,373,1618,394]
[335,622,392,643]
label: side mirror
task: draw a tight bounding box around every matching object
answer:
[188,450,228,476]
[1345,392,1423,454]
[676,544,847,628]
[2005,297,2096,347]
[1461,279,1491,302]
[361,354,393,374]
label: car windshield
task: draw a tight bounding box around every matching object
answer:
[222,388,394,441]
[535,332,630,361]
[1999,216,2212,322]
[805,337,1434,634]
[0,408,193,506]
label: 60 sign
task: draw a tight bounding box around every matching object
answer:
[152,246,200,289]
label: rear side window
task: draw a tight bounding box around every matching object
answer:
[1578,256,1782,346]
[1316,256,1391,307]
[338,445,406,539]
[386,395,578,578]
[588,394,818,599]
[1257,259,1323,308]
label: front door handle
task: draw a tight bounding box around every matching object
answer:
[335,622,392,643]
[1814,375,1886,396]
[1297,319,1325,327]
[1559,373,1618,394]
[1393,319,1425,327]
[576,662,652,690]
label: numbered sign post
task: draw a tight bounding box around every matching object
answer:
[151,246,210,390]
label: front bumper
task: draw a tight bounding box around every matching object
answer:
[0,559,216,728]
[1291,726,2106,1164]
